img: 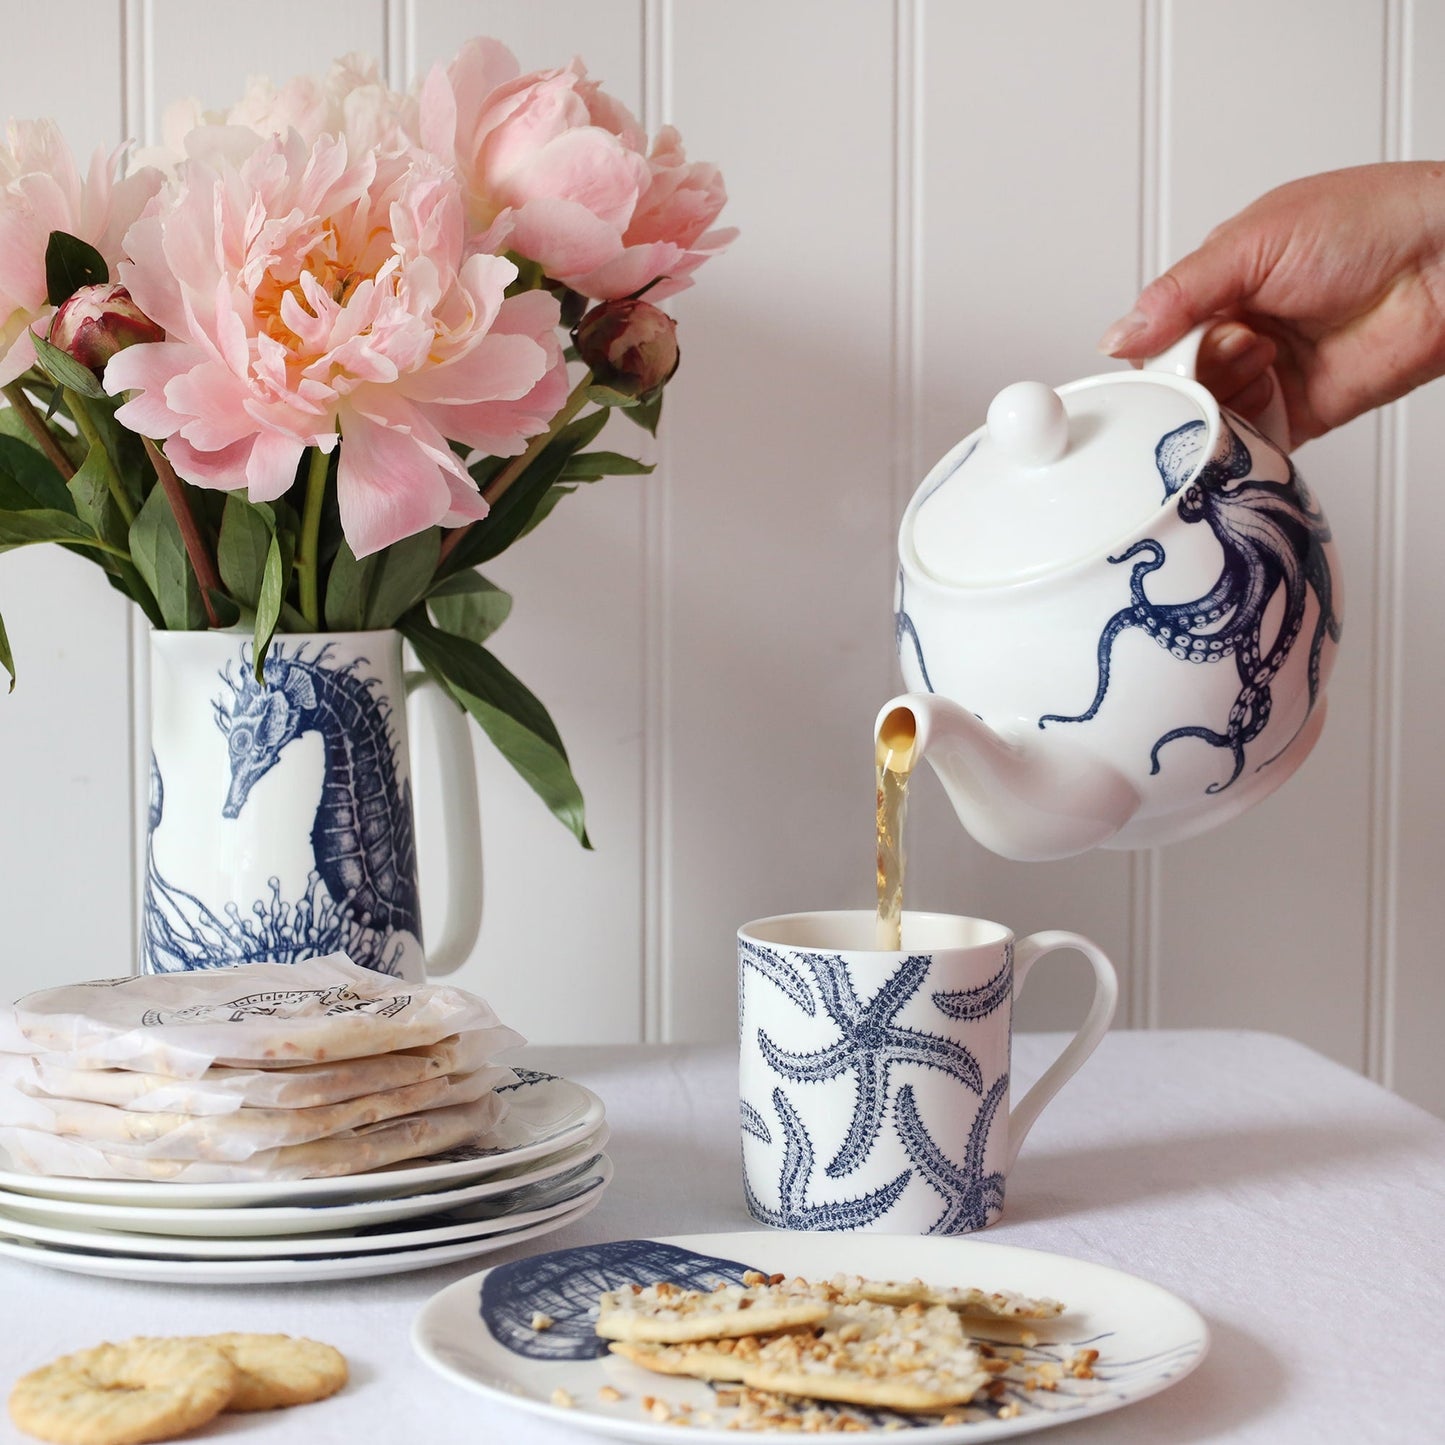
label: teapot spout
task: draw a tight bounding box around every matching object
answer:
[875,694,1142,862]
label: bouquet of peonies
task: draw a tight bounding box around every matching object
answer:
[0,41,731,844]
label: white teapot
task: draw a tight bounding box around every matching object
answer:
[877,327,1342,861]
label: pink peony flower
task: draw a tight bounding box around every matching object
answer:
[422,39,733,300]
[49,282,164,375]
[140,54,417,172]
[0,120,161,386]
[105,129,568,557]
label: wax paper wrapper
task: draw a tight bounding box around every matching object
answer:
[0,955,523,1077]
[0,1031,501,1115]
[0,1095,509,1182]
[0,1063,515,1161]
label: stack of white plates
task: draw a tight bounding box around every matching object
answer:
[0,1070,609,1285]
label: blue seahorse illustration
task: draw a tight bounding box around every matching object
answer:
[215,644,420,936]
[1039,417,1339,791]
[141,643,418,976]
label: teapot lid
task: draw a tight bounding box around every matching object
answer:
[907,370,1214,587]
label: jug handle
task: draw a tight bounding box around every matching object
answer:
[404,668,483,976]
[1145,321,1291,452]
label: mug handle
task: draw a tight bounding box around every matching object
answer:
[1145,321,1291,451]
[404,670,484,977]
[1005,932,1118,1170]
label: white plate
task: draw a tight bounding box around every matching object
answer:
[0,1186,605,1285]
[0,1070,604,1208]
[0,1155,612,1259]
[0,1122,608,1238]
[412,1231,1208,1443]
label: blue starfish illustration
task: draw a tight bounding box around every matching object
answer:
[932,948,1012,1022]
[759,954,982,1178]
[743,1088,910,1231]
[894,1075,1008,1234]
[740,1098,771,1143]
[738,938,816,1015]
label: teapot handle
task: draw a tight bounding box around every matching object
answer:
[1145,322,1291,452]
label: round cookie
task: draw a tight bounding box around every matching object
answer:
[202,1333,347,1411]
[8,1337,237,1445]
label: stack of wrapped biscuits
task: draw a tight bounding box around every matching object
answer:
[0,954,523,1182]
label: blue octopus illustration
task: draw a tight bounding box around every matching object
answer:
[894,1074,1008,1234]
[759,953,982,1179]
[743,1087,911,1231]
[141,643,419,975]
[1038,417,1339,792]
[895,568,935,694]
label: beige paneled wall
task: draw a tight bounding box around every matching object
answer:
[1,1,1441,1114]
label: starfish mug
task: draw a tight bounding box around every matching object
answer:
[141,629,483,983]
[737,911,1117,1234]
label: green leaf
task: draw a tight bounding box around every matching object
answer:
[516,484,579,541]
[0,507,127,554]
[427,572,512,644]
[399,613,590,846]
[363,527,440,629]
[31,333,104,400]
[217,495,274,610]
[0,434,72,512]
[45,231,108,307]
[324,538,377,631]
[252,532,290,681]
[444,411,608,577]
[67,444,127,549]
[129,487,207,629]
[206,588,242,629]
[0,603,13,691]
[623,390,663,435]
[558,450,655,482]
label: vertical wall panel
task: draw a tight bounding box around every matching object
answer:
[1156,0,1387,1068]
[0,3,133,1004]
[663,0,899,1040]
[911,0,1146,1031]
[1391,0,1445,1113]
[407,2,648,1042]
[145,1,385,131]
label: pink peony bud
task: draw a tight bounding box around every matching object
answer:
[49,283,164,375]
[574,299,679,403]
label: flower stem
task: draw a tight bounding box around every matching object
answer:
[296,446,331,630]
[2,382,75,480]
[142,436,223,629]
[65,389,135,526]
[437,371,594,569]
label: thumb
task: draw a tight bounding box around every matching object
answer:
[1099,232,1261,359]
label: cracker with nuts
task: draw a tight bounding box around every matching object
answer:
[832,1273,1066,1320]
[609,1298,991,1413]
[595,1277,833,1344]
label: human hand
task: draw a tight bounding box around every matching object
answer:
[1098,162,1445,447]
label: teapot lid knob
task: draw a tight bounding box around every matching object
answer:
[986,381,1068,467]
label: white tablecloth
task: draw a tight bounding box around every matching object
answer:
[1,1032,1442,1444]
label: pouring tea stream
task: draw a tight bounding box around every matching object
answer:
[878,327,1342,863]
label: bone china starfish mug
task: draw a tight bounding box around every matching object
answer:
[881,326,1342,861]
[142,630,483,982]
[737,910,1117,1234]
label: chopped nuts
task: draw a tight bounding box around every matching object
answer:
[530,1312,554,1332]
[596,1385,623,1403]
[550,1387,574,1409]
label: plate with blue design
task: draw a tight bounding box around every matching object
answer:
[0,1070,604,1209]
[411,1231,1208,1441]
